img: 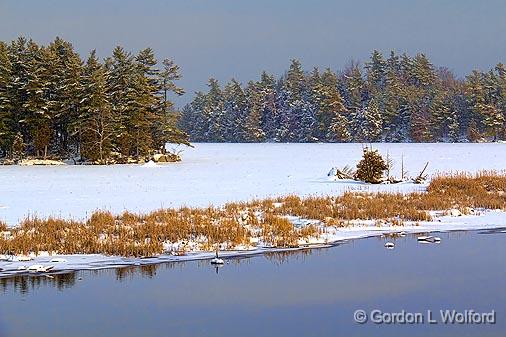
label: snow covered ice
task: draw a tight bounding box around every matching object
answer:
[0,142,505,226]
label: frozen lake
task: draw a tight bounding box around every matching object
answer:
[1,143,505,225]
[1,230,505,337]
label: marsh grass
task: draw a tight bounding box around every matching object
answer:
[0,221,7,232]
[1,172,505,257]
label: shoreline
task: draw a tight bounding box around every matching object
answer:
[2,210,505,279]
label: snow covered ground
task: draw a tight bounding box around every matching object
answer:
[0,143,505,226]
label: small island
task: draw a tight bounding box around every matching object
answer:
[0,37,189,165]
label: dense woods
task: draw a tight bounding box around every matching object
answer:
[0,37,188,163]
[180,52,506,143]
[2,38,505,162]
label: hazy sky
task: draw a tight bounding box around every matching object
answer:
[1,0,505,106]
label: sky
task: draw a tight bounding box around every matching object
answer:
[1,0,505,106]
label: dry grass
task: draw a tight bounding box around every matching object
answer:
[1,172,505,257]
[0,220,7,232]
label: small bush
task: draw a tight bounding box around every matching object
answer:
[355,146,388,183]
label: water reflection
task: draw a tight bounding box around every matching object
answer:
[0,272,77,295]
[1,231,505,337]
[0,231,481,294]
[0,248,331,293]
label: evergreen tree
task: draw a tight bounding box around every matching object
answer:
[7,37,31,152]
[80,50,114,163]
[311,68,349,141]
[48,37,83,156]
[257,71,278,140]
[205,78,225,141]
[0,41,14,156]
[365,50,386,93]
[243,81,265,142]
[382,51,403,141]
[355,146,388,183]
[465,70,487,138]
[285,59,306,103]
[222,79,247,141]
[22,40,51,158]
[179,92,207,142]
[156,58,188,147]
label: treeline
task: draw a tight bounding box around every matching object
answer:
[0,37,188,163]
[179,51,506,143]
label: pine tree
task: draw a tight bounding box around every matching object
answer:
[257,71,278,140]
[155,58,188,147]
[464,70,485,134]
[179,92,207,142]
[48,37,83,156]
[311,68,349,141]
[80,50,114,163]
[430,91,460,141]
[0,41,14,157]
[365,50,386,93]
[275,86,294,142]
[495,63,506,139]
[22,40,51,158]
[205,78,225,141]
[222,79,248,141]
[413,54,436,88]
[382,51,402,141]
[482,70,505,140]
[285,59,306,103]
[243,81,265,142]
[129,69,157,158]
[364,98,383,141]
[298,100,318,142]
[7,37,31,153]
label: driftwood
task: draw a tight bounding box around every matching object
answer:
[413,162,429,184]
[328,166,355,179]
[329,152,430,185]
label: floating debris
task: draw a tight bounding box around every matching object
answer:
[417,236,441,244]
[27,265,54,273]
[417,235,434,243]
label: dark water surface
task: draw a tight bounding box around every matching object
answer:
[1,231,505,337]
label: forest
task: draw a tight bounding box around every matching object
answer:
[2,38,506,165]
[0,37,188,163]
[179,52,506,143]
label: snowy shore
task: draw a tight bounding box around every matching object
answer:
[2,209,505,278]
